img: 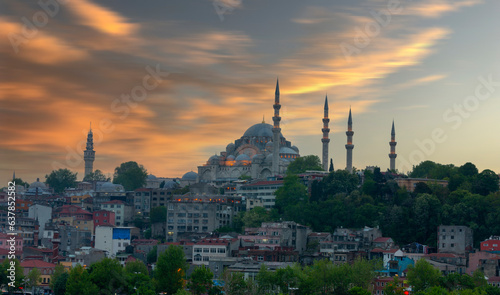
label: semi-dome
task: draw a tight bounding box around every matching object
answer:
[235,154,251,161]
[182,171,198,181]
[226,155,235,161]
[291,145,299,153]
[280,147,299,155]
[265,154,274,163]
[243,123,284,138]
[265,141,273,150]
[226,143,235,153]
[147,174,157,180]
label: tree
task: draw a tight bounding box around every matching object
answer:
[189,266,214,295]
[45,168,77,193]
[50,263,66,290]
[88,258,127,294]
[384,276,405,295]
[150,206,167,224]
[83,169,110,182]
[459,162,479,177]
[26,268,41,292]
[0,259,24,291]
[407,259,441,293]
[155,245,188,294]
[221,270,247,295]
[286,155,323,174]
[275,174,308,213]
[112,161,148,191]
[126,272,156,295]
[125,260,149,276]
[66,265,99,295]
[12,177,29,187]
[472,169,499,196]
[52,272,68,295]
[242,206,272,228]
[147,245,158,264]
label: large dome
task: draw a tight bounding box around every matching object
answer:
[243,123,284,138]
[182,171,198,181]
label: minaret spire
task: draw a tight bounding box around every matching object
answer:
[345,107,354,173]
[12,171,15,181]
[389,120,397,171]
[322,95,330,171]
[83,123,96,178]
[272,78,282,176]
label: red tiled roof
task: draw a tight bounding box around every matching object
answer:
[488,276,500,282]
[21,260,56,268]
[135,188,152,192]
[425,253,459,258]
[371,248,385,253]
[244,180,283,187]
[374,237,392,243]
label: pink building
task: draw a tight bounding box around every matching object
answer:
[481,237,500,252]
[93,210,115,230]
[0,232,22,253]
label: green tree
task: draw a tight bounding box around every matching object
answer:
[52,272,69,295]
[221,270,247,295]
[286,155,323,174]
[350,286,371,295]
[150,206,167,224]
[66,265,99,295]
[407,259,442,293]
[275,174,308,214]
[45,168,77,193]
[126,272,156,295]
[26,268,41,292]
[12,177,29,187]
[155,245,188,294]
[50,264,66,290]
[189,266,214,295]
[472,169,499,196]
[0,259,24,291]
[242,206,272,228]
[459,163,478,177]
[147,245,158,264]
[113,161,148,191]
[83,169,110,182]
[125,260,149,276]
[88,258,127,294]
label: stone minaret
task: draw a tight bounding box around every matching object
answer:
[389,120,397,171]
[272,79,281,176]
[322,95,330,171]
[83,123,95,178]
[345,108,354,173]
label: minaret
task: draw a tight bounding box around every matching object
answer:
[322,95,330,171]
[389,120,397,171]
[12,171,15,181]
[83,123,95,178]
[272,79,281,176]
[345,108,354,173]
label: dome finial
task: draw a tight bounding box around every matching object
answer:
[262,115,265,124]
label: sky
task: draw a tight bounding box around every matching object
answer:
[1,0,500,184]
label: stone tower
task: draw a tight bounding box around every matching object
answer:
[389,120,397,171]
[345,108,354,173]
[83,124,95,178]
[322,95,330,171]
[272,79,281,176]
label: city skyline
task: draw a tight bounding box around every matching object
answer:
[1,0,500,183]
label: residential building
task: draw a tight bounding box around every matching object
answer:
[100,200,133,226]
[21,260,56,290]
[237,180,283,209]
[481,236,500,253]
[28,204,52,239]
[93,210,116,230]
[95,226,134,258]
[193,237,238,265]
[437,225,473,255]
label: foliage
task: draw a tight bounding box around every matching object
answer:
[83,169,110,182]
[126,272,156,295]
[150,206,167,224]
[242,206,274,228]
[12,177,28,187]
[189,266,214,295]
[66,265,99,295]
[112,161,148,191]
[147,245,158,264]
[125,260,149,276]
[0,259,24,290]
[50,264,66,290]
[26,268,41,289]
[221,270,248,295]
[155,245,188,294]
[45,168,77,193]
[286,155,324,174]
[407,259,442,293]
[88,257,127,294]
[52,272,69,295]
[384,276,406,295]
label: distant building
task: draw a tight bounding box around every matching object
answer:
[237,180,283,209]
[21,260,56,290]
[93,210,116,230]
[395,178,448,192]
[193,237,239,265]
[481,236,500,253]
[100,200,133,226]
[95,226,134,258]
[28,204,52,239]
[437,225,473,255]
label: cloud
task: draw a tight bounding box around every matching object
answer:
[404,0,483,18]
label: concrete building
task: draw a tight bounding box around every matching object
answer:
[21,260,56,291]
[95,226,133,258]
[193,237,239,265]
[437,225,473,255]
[93,210,115,229]
[239,221,311,254]
[101,200,133,226]
[481,236,500,253]
[28,204,52,240]
[165,195,243,242]
[237,180,283,209]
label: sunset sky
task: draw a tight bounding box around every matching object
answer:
[1,0,500,184]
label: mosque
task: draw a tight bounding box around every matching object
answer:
[197,79,398,182]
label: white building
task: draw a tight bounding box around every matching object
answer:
[28,204,52,238]
[94,226,132,258]
[100,200,133,226]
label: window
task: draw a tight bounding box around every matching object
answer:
[168,205,174,210]
[203,248,209,253]
[203,213,208,218]
[194,248,202,253]
[451,236,454,240]
[202,226,208,231]
[442,236,446,240]
[442,243,445,247]
[258,256,264,261]
[194,255,202,261]
[451,243,455,248]
[203,256,209,261]
[218,248,225,253]
[210,248,217,253]
[95,213,99,217]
